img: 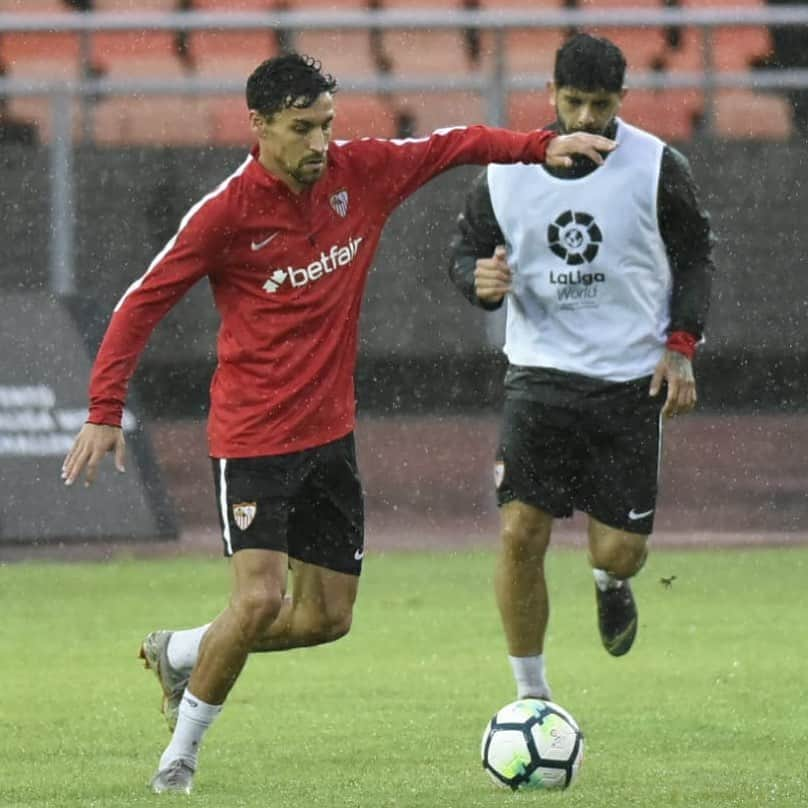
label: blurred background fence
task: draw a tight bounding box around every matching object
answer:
[1,1,807,547]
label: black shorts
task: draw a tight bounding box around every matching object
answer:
[496,376,662,534]
[212,433,364,576]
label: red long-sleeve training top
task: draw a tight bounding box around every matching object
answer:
[88,125,556,458]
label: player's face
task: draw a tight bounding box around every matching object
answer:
[550,84,624,135]
[250,93,335,191]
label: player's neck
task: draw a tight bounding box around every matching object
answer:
[256,150,307,195]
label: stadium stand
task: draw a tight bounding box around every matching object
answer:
[0,0,798,142]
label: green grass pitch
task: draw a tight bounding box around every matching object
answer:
[1,546,806,807]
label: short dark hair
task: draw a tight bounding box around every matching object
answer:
[246,53,338,118]
[554,34,626,92]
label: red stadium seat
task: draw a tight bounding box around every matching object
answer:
[6,96,84,142]
[377,29,474,74]
[210,92,397,144]
[190,0,274,8]
[712,26,772,72]
[93,0,179,9]
[585,26,668,71]
[657,26,703,73]
[390,90,486,134]
[2,42,82,80]
[91,31,187,76]
[293,30,377,75]
[576,0,661,6]
[189,30,279,76]
[713,89,792,139]
[276,0,365,6]
[476,0,561,74]
[208,96,254,145]
[0,0,66,10]
[480,0,559,7]
[508,87,701,142]
[506,90,553,132]
[1,31,82,72]
[618,87,702,141]
[492,29,565,75]
[93,95,213,145]
[330,92,398,138]
[679,0,771,71]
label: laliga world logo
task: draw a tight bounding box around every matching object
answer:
[263,236,363,293]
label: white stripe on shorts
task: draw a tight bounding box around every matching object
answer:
[217,458,233,555]
[656,410,664,484]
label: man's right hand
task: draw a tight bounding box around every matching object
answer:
[474,245,512,304]
[62,422,126,487]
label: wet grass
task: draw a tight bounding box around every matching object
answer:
[1,545,806,807]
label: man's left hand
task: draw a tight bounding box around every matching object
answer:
[649,350,697,417]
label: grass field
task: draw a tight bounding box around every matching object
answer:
[1,546,806,807]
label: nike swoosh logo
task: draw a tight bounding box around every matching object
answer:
[354,548,364,561]
[628,508,654,520]
[251,232,279,251]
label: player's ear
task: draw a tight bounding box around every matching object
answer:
[249,109,267,137]
[548,81,557,109]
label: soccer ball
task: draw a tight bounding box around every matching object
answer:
[480,698,584,791]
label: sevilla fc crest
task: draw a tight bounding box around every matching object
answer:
[233,502,257,531]
[330,189,349,218]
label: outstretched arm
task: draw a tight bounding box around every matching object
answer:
[350,125,615,214]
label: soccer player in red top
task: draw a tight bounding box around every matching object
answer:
[61,54,615,794]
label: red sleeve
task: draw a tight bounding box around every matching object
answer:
[87,199,230,427]
[346,125,557,213]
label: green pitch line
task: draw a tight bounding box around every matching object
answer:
[1,547,806,807]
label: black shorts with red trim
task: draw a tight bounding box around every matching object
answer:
[212,433,364,575]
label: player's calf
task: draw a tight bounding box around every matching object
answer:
[139,630,189,733]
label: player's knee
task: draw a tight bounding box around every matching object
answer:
[322,608,353,642]
[501,513,552,562]
[233,588,284,641]
[592,536,647,579]
[302,605,353,645]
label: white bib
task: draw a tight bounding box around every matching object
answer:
[488,119,671,381]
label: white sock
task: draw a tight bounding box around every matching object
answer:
[159,690,222,770]
[593,568,624,591]
[508,654,551,701]
[166,624,211,673]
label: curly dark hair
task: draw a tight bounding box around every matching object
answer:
[246,53,338,119]
[554,34,626,93]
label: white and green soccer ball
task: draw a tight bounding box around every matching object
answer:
[481,698,584,791]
